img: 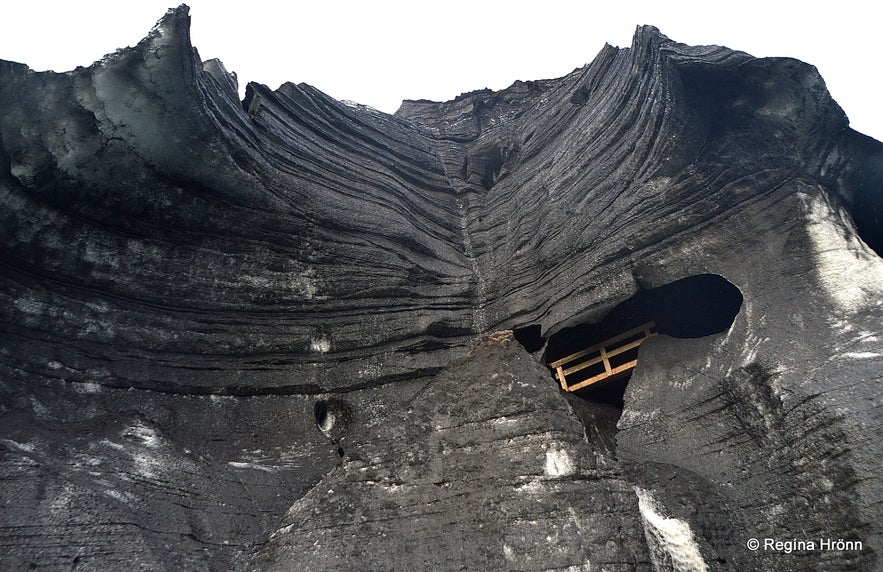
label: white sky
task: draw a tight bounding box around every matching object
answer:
[1,1,880,141]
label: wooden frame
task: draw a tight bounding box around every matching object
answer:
[548,322,656,392]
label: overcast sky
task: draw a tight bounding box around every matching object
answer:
[1,1,880,140]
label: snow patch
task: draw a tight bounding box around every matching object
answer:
[544,447,575,477]
[502,544,516,561]
[618,408,660,429]
[1,439,37,453]
[99,439,126,451]
[73,382,103,394]
[357,363,381,379]
[311,335,331,353]
[132,452,161,479]
[86,300,110,313]
[104,489,136,504]
[122,424,161,448]
[514,480,545,494]
[557,563,592,572]
[740,334,768,366]
[13,294,45,315]
[295,268,325,300]
[636,487,708,572]
[49,484,75,513]
[10,163,37,186]
[840,352,881,360]
[28,397,49,418]
[228,461,276,473]
[829,318,853,334]
[341,101,382,114]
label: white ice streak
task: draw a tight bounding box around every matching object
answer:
[636,487,709,572]
[1,439,37,453]
[544,447,575,477]
[840,352,881,360]
[227,461,276,473]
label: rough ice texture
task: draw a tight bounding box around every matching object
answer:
[1,5,882,571]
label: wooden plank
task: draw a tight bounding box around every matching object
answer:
[561,338,648,382]
[562,354,605,376]
[608,359,638,377]
[549,321,657,393]
[565,359,639,392]
[548,322,656,368]
[561,333,650,377]
[604,336,650,359]
[549,345,601,369]
[600,347,612,373]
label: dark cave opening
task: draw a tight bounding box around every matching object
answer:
[545,274,743,410]
[513,324,544,353]
[848,149,883,257]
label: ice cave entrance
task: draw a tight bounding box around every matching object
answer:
[544,274,743,402]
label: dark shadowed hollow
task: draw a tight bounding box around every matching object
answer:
[849,149,883,257]
[543,274,743,407]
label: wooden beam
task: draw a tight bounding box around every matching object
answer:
[556,366,567,390]
[562,354,605,377]
[547,321,657,393]
[566,360,638,392]
[604,336,650,360]
[548,322,656,368]
[600,347,612,373]
[554,330,653,376]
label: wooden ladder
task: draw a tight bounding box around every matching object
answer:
[548,322,656,392]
